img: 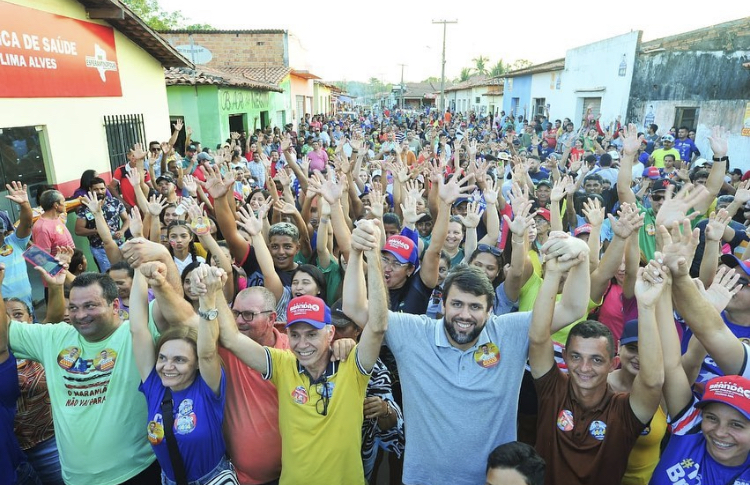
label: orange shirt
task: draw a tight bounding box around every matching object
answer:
[220,329,290,484]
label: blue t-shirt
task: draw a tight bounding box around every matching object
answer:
[1,353,25,484]
[673,138,699,161]
[683,313,750,389]
[139,368,227,482]
[650,396,750,485]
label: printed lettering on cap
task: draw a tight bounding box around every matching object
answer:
[707,379,750,400]
[387,238,412,251]
[289,301,321,316]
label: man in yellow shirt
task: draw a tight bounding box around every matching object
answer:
[648,135,681,169]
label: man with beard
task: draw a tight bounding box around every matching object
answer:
[75,177,129,272]
[343,228,590,485]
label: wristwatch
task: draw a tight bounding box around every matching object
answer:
[198,308,219,320]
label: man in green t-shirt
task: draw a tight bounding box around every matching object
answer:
[6,245,183,485]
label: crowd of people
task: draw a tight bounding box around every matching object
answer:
[3,105,750,485]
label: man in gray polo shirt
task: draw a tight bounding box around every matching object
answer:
[344,225,591,485]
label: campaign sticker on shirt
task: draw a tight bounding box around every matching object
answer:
[589,420,607,441]
[0,244,13,257]
[175,399,197,434]
[557,409,574,431]
[640,425,651,436]
[645,223,656,236]
[147,417,165,445]
[119,309,130,322]
[292,386,309,405]
[93,348,117,372]
[57,346,86,373]
[474,342,500,368]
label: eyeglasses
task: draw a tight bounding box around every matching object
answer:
[381,256,408,269]
[231,309,273,321]
[477,244,502,257]
[650,194,665,202]
[315,378,331,416]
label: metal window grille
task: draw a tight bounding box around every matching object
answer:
[103,114,146,173]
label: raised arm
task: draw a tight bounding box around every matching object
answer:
[237,205,284,302]
[661,222,746,375]
[617,124,639,206]
[582,197,604,271]
[6,182,32,239]
[629,261,666,424]
[216,283,268,374]
[541,234,591,331]
[549,176,570,233]
[529,253,574,378]
[503,188,535,302]
[342,223,374,328]
[79,191,124,265]
[699,210,731,287]
[200,165,250,263]
[590,203,644,302]
[698,126,729,214]
[129,268,156,383]
[192,264,224,396]
[356,219,388,372]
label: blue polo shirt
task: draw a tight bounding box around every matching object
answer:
[385,310,532,485]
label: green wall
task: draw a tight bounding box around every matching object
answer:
[167,85,221,149]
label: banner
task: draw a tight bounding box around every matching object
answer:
[0,1,122,97]
[743,102,750,137]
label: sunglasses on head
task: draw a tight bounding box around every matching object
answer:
[477,244,502,257]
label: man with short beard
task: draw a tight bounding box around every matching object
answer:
[75,177,129,272]
[343,230,590,485]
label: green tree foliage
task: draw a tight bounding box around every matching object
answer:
[122,0,213,30]
[472,56,489,75]
[421,76,441,84]
[509,59,534,71]
[490,59,509,77]
[459,67,472,82]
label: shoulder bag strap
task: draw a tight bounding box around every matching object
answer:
[161,388,189,485]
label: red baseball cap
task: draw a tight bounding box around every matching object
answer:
[382,235,419,266]
[697,375,750,420]
[286,295,331,329]
[534,208,551,222]
[574,224,592,237]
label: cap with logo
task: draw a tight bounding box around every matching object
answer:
[643,167,661,180]
[651,178,676,192]
[661,135,675,143]
[697,375,750,420]
[534,208,551,222]
[286,295,331,329]
[382,235,419,266]
[574,224,592,237]
[156,174,175,185]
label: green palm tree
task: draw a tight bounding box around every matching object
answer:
[490,60,508,77]
[472,56,490,75]
[459,67,472,82]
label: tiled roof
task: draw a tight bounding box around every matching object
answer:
[503,58,565,78]
[77,0,191,67]
[158,29,286,34]
[401,82,447,98]
[445,74,504,92]
[164,66,283,92]
[223,66,291,85]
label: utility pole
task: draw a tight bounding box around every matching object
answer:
[398,63,406,110]
[432,19,457,115]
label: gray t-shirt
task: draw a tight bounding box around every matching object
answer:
[385,310,532,485]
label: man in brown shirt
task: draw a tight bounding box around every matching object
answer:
[528,241,666,485]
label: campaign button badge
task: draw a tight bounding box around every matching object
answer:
[589,420,607,441]
[474,342,500,368]
[557,409,574,431]
[292,386,308,405]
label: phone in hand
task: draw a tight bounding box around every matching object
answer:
[23,245,64,276]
